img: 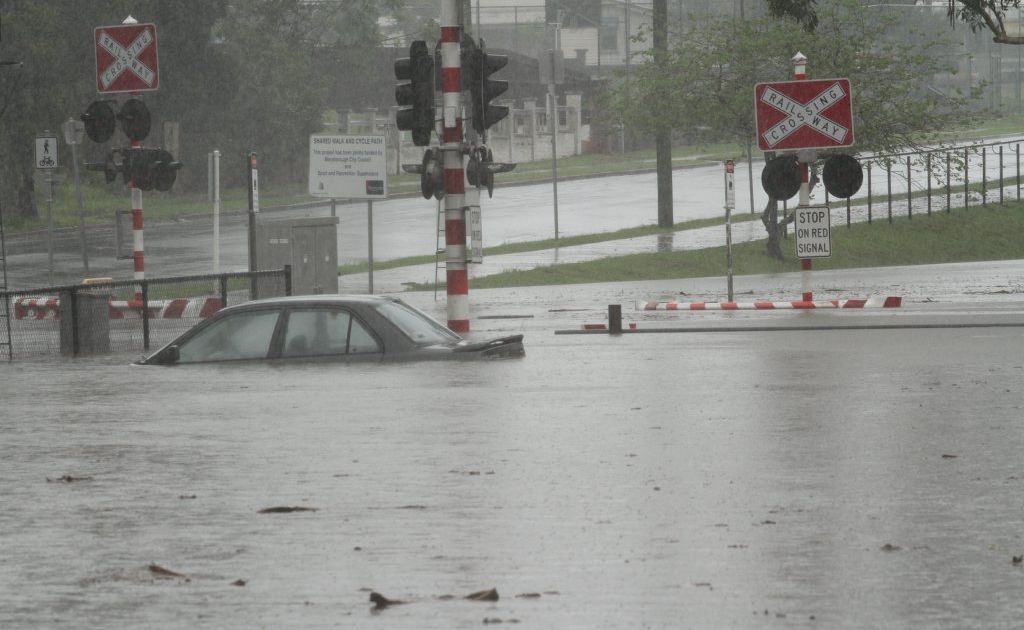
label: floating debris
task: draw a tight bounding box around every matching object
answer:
[1012,555,1022,565]
[178,495,197,500]
[258,506,318,514]
[515,592,541,599]
[466,588,499,602]
[369,592,406,609]
[483,618,520,624]
[148,563,185,578]
[47,475,93,483]
[941,454,959,459]
[881,544,901,552]
[231,579,247,587]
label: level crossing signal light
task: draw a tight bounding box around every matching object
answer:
[468,41,509,135]
[80,98,182,191]
[81,99,152,143]
[394,40,435,147]
[87,147,181,191]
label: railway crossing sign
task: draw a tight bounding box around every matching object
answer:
[754,78,853,152]
[94,22,159,93]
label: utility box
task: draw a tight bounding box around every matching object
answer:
[256,217,339,295]
[59,290,111,356]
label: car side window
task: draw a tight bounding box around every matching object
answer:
[348,318,381,354]
[282,308,381,357]
[178,310,279,363]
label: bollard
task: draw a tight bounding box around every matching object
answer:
[608,304,622,334]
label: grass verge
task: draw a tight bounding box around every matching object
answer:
[402,202,1024,290]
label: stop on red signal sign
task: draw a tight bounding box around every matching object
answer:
[754,78,854,152]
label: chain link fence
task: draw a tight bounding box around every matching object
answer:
[0,268,290,360]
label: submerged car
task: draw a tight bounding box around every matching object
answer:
[137,295,524,365]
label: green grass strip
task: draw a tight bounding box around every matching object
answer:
[402,202,1024,290]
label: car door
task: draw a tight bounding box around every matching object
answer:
[278,306,383,361]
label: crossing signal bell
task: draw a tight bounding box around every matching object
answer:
[469,42,509,135]
[394,40,435,147]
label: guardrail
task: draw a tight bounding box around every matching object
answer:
[0,267,290,359]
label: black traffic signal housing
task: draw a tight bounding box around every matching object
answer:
[81,99,152,143]
[82,100,116,143]
[468,41,509,135]
[130,148,182,191]
[761,155,801,201]
[87,147,181,191]
[467,145,516,198]
[118,98,151,142]
[822,154,863,199]
[394,40,435,146]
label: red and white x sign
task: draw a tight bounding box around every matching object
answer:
[754,78,854,152]
[94,23,159,94]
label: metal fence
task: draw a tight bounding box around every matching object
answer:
[0,268,290,360]
[777,137,1024,229]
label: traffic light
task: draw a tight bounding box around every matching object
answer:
[87,147,181,191]
[394,40,435,147]
[468,41,509,135]
[81,100,116,143]
[466,145,515,198]
[118,98,151,142]
[130,148,181,191]
[822,154,863,199]
[81,99,152,143]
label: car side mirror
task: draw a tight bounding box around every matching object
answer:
[162,345,180,364]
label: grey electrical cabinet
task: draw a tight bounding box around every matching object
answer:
[256,217,339,296]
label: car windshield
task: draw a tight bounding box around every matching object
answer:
[375,300,461,345]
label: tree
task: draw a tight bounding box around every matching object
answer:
[0,0,406,225]
[770,0,1024,45]
[945,1,1024,44]
[605,0,977,259]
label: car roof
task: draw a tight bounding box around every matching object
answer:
[224,294,401,312]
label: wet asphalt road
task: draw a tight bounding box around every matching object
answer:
[2,264,1024,628]
[6,139,1024,290]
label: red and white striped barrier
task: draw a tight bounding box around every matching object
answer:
[642,296,902,311]
[13,297,61,320]
[109,297,223,319]
[14,296,222,320]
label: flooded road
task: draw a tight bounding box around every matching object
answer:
[3,278,1024,628]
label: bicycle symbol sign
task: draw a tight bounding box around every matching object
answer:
[35,135,59,170]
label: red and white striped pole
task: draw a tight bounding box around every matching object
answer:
[793,52,812,303]
[130,91,144,302]
[440,0,469,332]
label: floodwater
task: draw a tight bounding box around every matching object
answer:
[3,273,1024,629]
